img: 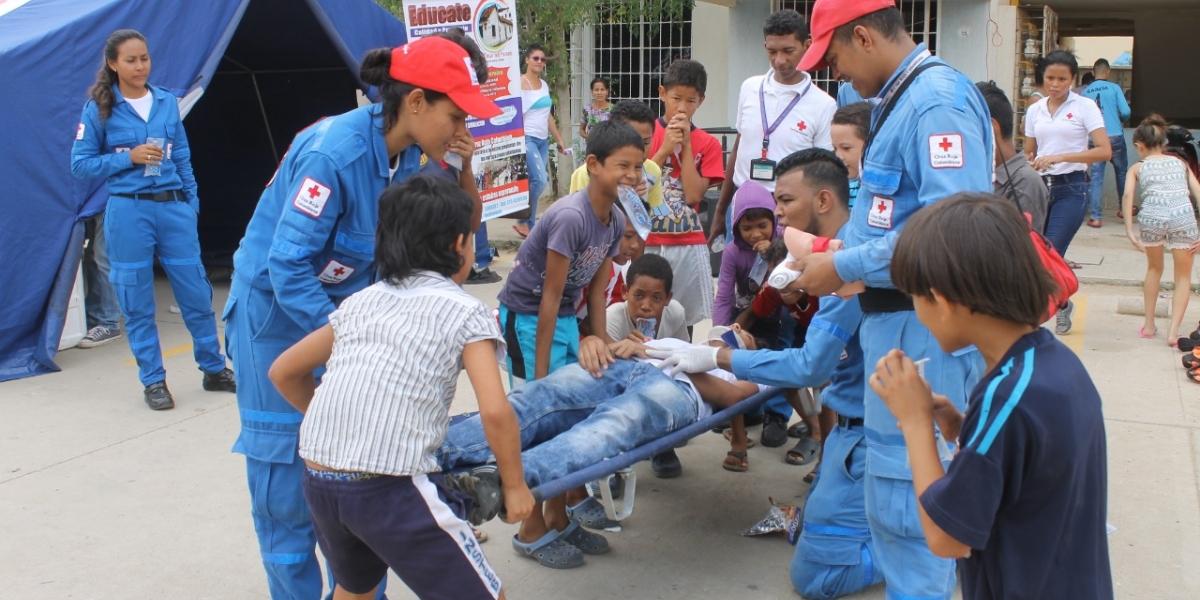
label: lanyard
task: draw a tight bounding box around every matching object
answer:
[876,49,931,112]
[759,72,812,159]
[863,49,939,161]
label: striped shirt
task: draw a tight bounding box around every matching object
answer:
[299,272,505,476]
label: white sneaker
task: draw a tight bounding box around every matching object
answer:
[77,326,122,348]
[1055,300,1074,335]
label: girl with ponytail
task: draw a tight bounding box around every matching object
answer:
[1123,113,1200,346]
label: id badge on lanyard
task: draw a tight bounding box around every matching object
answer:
[753,72,811,182]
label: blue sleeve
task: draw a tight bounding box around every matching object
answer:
[729,295,861,388]
[1114,85,1130,122]
[169,103,200,210]
[834,230,900,288]
[70,102,133,180]
[266,153,343,332]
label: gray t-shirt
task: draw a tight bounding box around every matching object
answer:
[498,190,626,316]
[994,152,1049,234]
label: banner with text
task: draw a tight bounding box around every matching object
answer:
[403,0,528,220]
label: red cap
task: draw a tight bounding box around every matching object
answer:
[799,0,897,72]
[389,36,502,119]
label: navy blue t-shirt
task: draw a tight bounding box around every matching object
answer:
[921,328,1113,600]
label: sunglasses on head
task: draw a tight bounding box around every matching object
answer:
[528,56,547,63]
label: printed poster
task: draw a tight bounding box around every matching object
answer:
[402,0,529,220]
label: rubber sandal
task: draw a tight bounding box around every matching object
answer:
[472,527,488,543]
[722,451,749,472]
[722,428,756,448]
[1187,367,1200,383]
[1067,260,1083,270]
[787,422,809,438]
[1183,350,1200,369]
[1179,337,1200,352]
[1086,219,1102,228]
[512,530,584,569]
[803,471,816,484]
[557,521,610,555]
[566,496,619,530]
[1189,328,1199,341]
[785,437,822,466]
[512,224,530,239]
[1139,326,1157,339]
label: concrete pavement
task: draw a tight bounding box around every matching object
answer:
[2,221,1200,599]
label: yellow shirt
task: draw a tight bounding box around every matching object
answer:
[569,160,664,215]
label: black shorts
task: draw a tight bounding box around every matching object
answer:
[301,469,501,599]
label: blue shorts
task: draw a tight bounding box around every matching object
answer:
[499,303,579,381]
[302,469,501,599]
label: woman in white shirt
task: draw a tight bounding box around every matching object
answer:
[514,44,568,238]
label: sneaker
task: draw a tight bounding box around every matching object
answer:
[650,450,682,479]
[143,381,175,410]
[1055,300,1074,335]
[443,465,504,525]
[465,267,502,285]
[77,326,122,349]
[202,368,237,393]
[761,412,789,448]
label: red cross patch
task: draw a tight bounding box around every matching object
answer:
[293,177,332,218]
[76,122,86,141]
[927,133,964,169]
[318,260,355,284]
[1066,113,1073,120]
[867,196,894,229]
[797,121,807,132]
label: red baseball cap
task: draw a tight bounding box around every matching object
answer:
[389,36,502,119]
[799,0,897,72]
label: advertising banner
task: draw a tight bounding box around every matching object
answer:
[403,0,528,220]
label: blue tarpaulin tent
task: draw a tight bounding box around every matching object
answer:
[0,0,406,381]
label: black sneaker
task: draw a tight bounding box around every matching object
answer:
[650,450,682,478]
[77,325,122,349]
[444,465,505,525]
[202,368,237,392]
[144,381,175,410]
[465,267,502,285]
[761,412,789,448]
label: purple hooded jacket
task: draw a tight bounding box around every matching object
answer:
[714,181,778,325]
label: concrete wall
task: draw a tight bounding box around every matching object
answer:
[692,0,770,128]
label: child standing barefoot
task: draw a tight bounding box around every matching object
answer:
[1122,114,1200,345]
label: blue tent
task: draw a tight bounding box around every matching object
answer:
[0,0,406,381]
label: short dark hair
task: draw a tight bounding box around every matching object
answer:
[1080,72,1095,86]
[1042,50,1079,77]
[776,148,850,207]
[738,207,775,226]
[891,193,1058,328]
[832,101,871,142]
[610,100,656,126]
[833,8,907,45]
[975,81,1014,140]
[586,120,645,163]
[626,253,674,293]
[763,237,788,266]
[1092,58,1110,74]
[375,175,474,284]
[764,10,810,41]
[524,43,545,58]
[662,59,707,96]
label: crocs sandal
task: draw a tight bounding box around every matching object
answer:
[1188,367,1200,383]
[787,422,809,438]
[722,428,757,448]
[722,451,749,472]
[512,530,584,569]
[558,521,610,555]
[566,496,619,530]
[1184,350,1200,369]
[785,437,822,466]
[1179,337,1200,352]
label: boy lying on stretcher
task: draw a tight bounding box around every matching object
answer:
[438,332,769,544]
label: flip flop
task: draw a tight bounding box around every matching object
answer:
[472,527,488,543]
[1187,367,1200,383]
[802,470,817,484]
[722,451,749,472]
[787,422,809,438]
[1086,219,1102,228]
[723,428,756,448]
[512,530,584,569]
[1067,260,1083,270]
[1179,337,1200,352]
[557,521,610,555]
[785,437,821,466]
[1183,349,1200,369]
[512,224,530,239]
[566,496,619,530]
[1139,326,1157,339]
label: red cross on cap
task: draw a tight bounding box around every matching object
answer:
[938,137,953,152]
[797,121,807,131]
[308,185,321,198]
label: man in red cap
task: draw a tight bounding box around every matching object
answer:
[787,2,995,599]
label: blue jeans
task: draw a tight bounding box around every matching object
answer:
[1089,135,1129,220]
[474,223,493,269]
[83,212,121,330]
[438,360,698,487]
[1042,171,1090,257]
[521,135,550,228]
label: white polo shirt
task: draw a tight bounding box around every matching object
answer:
[732,71,836,190]
[1023,92,1105,176]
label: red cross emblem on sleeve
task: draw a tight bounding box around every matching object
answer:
[293,177,332,218]
[868,196,894,229]
[928,133,964,169]
[318,260,355,284]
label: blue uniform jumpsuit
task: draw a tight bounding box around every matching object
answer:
[225,104,421,599]
[731,226,881,600]
[71,85,227,386]
[831,46,993,600]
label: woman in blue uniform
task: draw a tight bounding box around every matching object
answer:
[71,30,235,411]
[223,31,500,600]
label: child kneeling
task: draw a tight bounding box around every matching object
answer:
[269,176,534,600]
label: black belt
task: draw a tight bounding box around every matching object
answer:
[1040,170,1088,186]
[838,415,864,428]
[114,190,186,202]
[859,287,913,313]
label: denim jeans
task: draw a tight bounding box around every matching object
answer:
[473,223,493,269]
[438,360,698,488]
[83,212,121,330]
[1042,171,1090,257]
[1089,134,1129,220]
[521,135,550,228]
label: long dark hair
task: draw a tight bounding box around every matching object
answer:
[89,29,147,122]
